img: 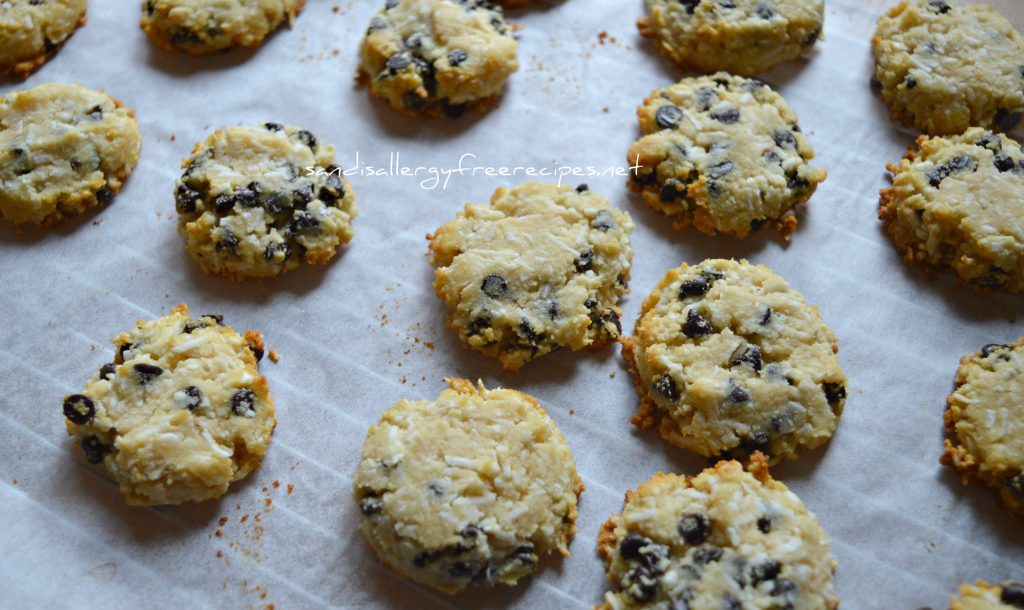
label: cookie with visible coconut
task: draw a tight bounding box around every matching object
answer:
[353,378,583,594]
[0,0,87,77]
[140,0,305,54]
[62,304,275,506]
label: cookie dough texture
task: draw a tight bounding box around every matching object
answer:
[353,379,583,594]
[0,0,86,76]
[358,0,519,117]
[941,339,1024,518]
[140,0,304,54]
[597,455,838,610]
[880,128,1024,293]
[638,0,823,76]
[0,83,141,227]
[628,73,825,240]
[429,182,634,372]
[175,123,357,280]
[622,259,846,464]
[872,0,1024,135]
[950,580,1024,610]
[62,304,276,506]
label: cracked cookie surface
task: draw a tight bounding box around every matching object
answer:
[0,0,86,76]
[0,83,141,227]
[175,123,357,280]
[872,0,1024,135]
[62,304,275,506]
[941,339,1024,519]
[140,0,304,54]
[627,73,825,240]
[597,455,838,610]
[638,0,823,76]
[879,128,1024,293]
[428,182,634,372]
[353,378,582,594]
[358,0,519,117]
[622,258,846,464]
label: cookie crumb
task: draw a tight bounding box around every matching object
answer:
[219,516,228,526]
[287,484,294,494]
[268,349,280,362]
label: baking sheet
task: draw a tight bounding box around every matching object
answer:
[2,0,1023,608]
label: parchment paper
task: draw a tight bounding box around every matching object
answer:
[2,1,1023,608]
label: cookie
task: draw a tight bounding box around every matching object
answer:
[622,258,846,464]
[357,0,519,118]
[428,182,634,372]
[638,0,823,76]
[175,123,358,281]
[0,83,142,227]
[1,0,86,77]
[140,0,304,55]
[879,128,1024,293]
[941,338,1024,518]
[597,454,838,610]
[353,378,583,594]
[872,0,1024,135]
[62,304,275,506]
[950,580,1024,610]
[627,73,826,240]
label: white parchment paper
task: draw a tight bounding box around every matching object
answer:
[2,1,1023,608]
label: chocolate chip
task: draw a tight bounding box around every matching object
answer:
[757,516,772,533]
[678,513,710,545]
[576,184,589,193]
[823,382,846,407]
[133,363,163,383]
[680,0,700,14]
[575,249,595,272]
[289,211,321,235]
[731,345,763,371]
[387,52,412,72]
[1003,582,1024,607]
[296,130,318,150]
[63,395,95,424]
[760,307,773,325]
[925,155,976,187]
[707,160,733,179]
[264,242,290,262]
[233,186,258,208]
[728,384,750,403]
[755,3,774,19]
[461,525,479,538]
[994,154,1016,172]
[181,386,202,411]
[81,436,111,464]
[696,86,716,111]
[596,309,622,337]
[117,342,134,363]
[679,276,710,299]
[99,363,117,380]
[710,108,740,124]
[627,566,658,602]
[773,130,796,149]
[447,49,469,66]
[656,104,684,129]
[518,319,543,347]
[975,134,1002,152]
[744,430,772,455]
[264,122,283,131]
[216,229,239,253]
[175,184,200,214]
[1005,475,1024,498]
[359,494,383,515]
[481,274,508,298]
[693,545,723,564]
[996,108,1023,132]
[653,374,680,402]
[770,413,795,434]
[231,388,257,416]
[247,341,264,362]
[904,75,917,89]
[403,91,427,111]
[592,210,615,231]
[367,17,387,32]
[203,314,224,325]
[660,179,686,203]
[448,562,474,578]
[684,309,713,338]
[319,168,345,203]
[981,343,1009,357]
[619,533,648,560]
[441,100,466,118]
[214,193,235,215]
[928,0,951,14]
[870,78,883,91]
[750,559,782,584]
[95,187,113,204]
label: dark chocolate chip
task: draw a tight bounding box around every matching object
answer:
[1005,475,1024,499]
[231,388,257,416]
[296,130,318,150]
[181,386,202,411]
[99,363,117,380]
[360,494,383,515]
[823,382,846,407]
[447,49,469,66]
[461,525,479,538]
[925,155,976,188]
[678,513,710,545]
[994,154,1016,172]
[760,307,773,325]
[710,108,740,124]
[1003,583,1024,607]
[750,559,782,584]
[755,3,774,19]
[707,160,733,179]
[264,242,291,262]
[386,52,413,72]
[693,545,723,564]
[320,168,345,203]
[905,75,917,89]
[757,516,772,533]
[731,345,763,371]
[728,384,750,403]
[247,341,265,362]
[653,374,680,402]
[289,211,321,235]
[772,578,798,596]
[660,178,686,203]
[593,210,615,231]
[928,1,951,14]
[627,566,658,602]
[63,394,95,425]
[773,130,796,149]
[619,533,648,560]
[481,274,508,298]
[518,318,543,347]
[975,134,1002,152]
[656,104,684,129]
[385,0,399,8]
[133,363,163,383]
[95,187,113,204]
[981,343,1009,357]
[233,186,258,208]
[214,193,235,215]
[576,184,589,193]
[684,309,713,338]
[117,342,134,363]
[575,249,595,272]
[679,276,710,299]
[264,122,283,131]
[996,108,1023,131]
[403,91,427,111]
[696,86,716,111]
[216,229,239,253]
[175,184,200,214]
[680,0,700,14]
[803,27,821,46]
[81,436,111,465]
[441,100,466,118]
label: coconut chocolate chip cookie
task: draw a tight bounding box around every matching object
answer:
[175,123,357,281]
[627,73,826,240]
[941,339,1024,518]
[597,454,838,610]
[622,259,846,464]
[140,0,304,55]
[62,304,275,506]
[638,0,823,76]
[879,128,1024,293]
[358,0,519,118]
[950,580,1024,610]
[353,379,583,594]
[0,83,142,227]
[428,182,634,372]
[872,0,1024,135]
[0,0,86,77]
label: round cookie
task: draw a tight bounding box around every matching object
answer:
[879,128,1024,293]
[872,0,1024,135]
[622,258,847,464]
[941,338,1024,518]
[175,123,358,281]
[428,182,634,372]
[638,0,823,76]
[0,0,86,77]
[0,83,141,227]
[62,304,276,506]
[358,0,519,118]
[627,73,826,240]
[140,0,304,55]
[950,580,1024,610]
[353,378,583,594]
[597,454,838,610]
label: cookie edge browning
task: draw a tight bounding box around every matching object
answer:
[1,9,87,78]
[940,340,1024,519]
[139,0,307,55]
[595,454,840,610]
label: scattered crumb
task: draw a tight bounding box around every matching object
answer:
[272,480,280,489]
[215,529,224,537]
[569,409,575,415]
[268,349,281,363]
[602,107,610,113]
[287,484,294,495]
[219,517,229,526]
[265,498,272,507]
[170,134,176,142]
[216,550,223,558]
[331,5,340,12]
[241,514,249,523]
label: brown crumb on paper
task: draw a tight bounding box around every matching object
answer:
[268,349,280,363]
